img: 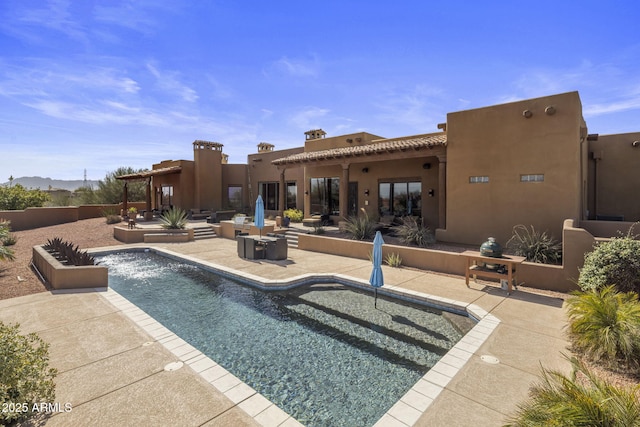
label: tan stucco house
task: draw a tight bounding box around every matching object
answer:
[118,91,640,246]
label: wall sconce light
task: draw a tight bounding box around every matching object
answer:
[362,167,369,173]
[304,190,309,195]
[422,162,431,170]
[545,106,556,115]
[522,110,533,118]
[364,189,370,196]
[428,189,435,197]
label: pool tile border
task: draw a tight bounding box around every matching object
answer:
[94,247,501,427]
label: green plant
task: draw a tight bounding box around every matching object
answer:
[566,286,640,370]
[578,226,640,295]
[160,207,188,229]
[506,224,562,264]
[0,220,15,261]
[0,322,58,426]
[0,183,49,210]
[385,252,402,267]
[392,216,435,247]
[343,210,376,240]
[43,237,97,266]
[504,356,640,426]
[96,167,147,204]
[284,208,303,222]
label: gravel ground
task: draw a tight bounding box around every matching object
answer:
[0,217,120,300]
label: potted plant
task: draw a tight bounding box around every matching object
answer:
[127,207,138,220]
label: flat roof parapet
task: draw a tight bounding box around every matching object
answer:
[193,140,223,150]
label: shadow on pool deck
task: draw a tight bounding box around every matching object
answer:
[0,238,571,427]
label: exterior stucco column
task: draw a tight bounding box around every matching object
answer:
[278,168,286,216]
[437,155,447,230]
[340,164,350,218]
[145,178,152,220]
[122,182,128,216]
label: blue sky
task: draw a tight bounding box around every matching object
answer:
[1,1,639,181]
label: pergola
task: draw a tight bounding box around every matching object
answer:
[116,166,182,219]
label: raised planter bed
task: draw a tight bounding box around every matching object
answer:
[143,232,190,243]
[114,226,194,243]
[32,245,108,290]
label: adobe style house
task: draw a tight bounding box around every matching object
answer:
[118,91,640,246]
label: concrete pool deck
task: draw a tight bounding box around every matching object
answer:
[0,238,571,426]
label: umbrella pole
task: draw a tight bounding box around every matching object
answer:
[374,288,378,309]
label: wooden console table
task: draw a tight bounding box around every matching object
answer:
[461,251,526,294]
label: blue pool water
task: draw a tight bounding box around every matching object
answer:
[99,251,470,426]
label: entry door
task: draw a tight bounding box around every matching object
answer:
[348,182,358,217]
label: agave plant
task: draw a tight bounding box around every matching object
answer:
[505,356,640,426]
[160,207,188,229]
[384,252,402,268]
[43,237,96,266]
[566,285,640,370]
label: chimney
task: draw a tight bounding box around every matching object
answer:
[304,129,326,141]
[257,142,274,152]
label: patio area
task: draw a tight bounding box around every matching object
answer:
[0,237,571,426]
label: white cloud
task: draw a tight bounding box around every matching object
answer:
[146,63,199,102]
[289,106,330,130]
[267,55,321,78]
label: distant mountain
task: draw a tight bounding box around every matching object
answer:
[1,176,101,191]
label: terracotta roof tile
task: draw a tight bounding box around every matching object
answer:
[272,134,446,165]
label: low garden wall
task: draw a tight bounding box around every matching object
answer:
[113,226,194,244]
[32,245,108,290]
[297,219,601,293]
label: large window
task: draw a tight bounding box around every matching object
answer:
[310,177,339,215]
[286,182,297,209]
[259,182,278,210]
[228,186,242,210]
[161,185,173,208]
[379,181,421,217]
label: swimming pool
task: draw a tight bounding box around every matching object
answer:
[98,251,475,426]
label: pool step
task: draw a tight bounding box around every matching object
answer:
[192,225,217,240]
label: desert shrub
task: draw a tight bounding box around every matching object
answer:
[0,322,58,426]
[505,356,640,427]
[565,286,640,370]
[160,207,188,229]
[392,216,435,248]
[0,220,15,261]
[310,225,325,235]
[506,224,562,264]
[578,229,640,295]
[101,207,121,224]
[0,184,49,210]
[283,208,303,222]
[343,212,376,240]
[385,252,402,268]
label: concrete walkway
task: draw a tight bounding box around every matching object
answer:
[0,238,571,426]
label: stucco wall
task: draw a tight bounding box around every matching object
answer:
[440,91,585,246]
[587,132,640,222]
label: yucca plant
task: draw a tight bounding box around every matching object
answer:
[391,216,435,248]
[505,356,640,426]
[506,224,562,264]
[566,285,640,370]
[343,210,376,240]
[384,252,402,268]
[160,207,188,229]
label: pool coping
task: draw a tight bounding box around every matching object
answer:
[92,246,501,427]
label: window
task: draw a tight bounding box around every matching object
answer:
[259,182,278,210]
[379,181,421,216]
[228,186,242,210]
[469,176,489,184]
[161,185,173,208]
[286,182,297,209]
[310,177,339,215]
[520,174,544,182]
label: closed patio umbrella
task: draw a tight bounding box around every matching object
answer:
[369,231,384,308]
[254,195,265,238]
